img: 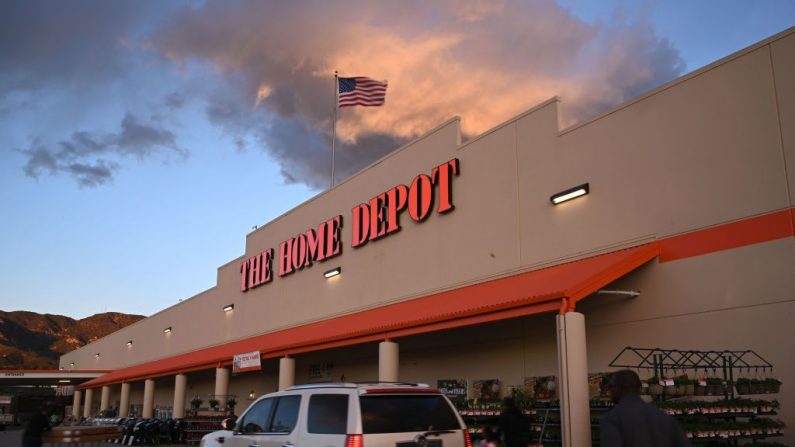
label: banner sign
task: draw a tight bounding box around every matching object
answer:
[232,351,262,374]
[55,385,75,397]
[437,379,467,404]
[307,361,334,382]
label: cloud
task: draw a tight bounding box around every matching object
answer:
[20,114,186,188]
[154,0,684,188]
[5,0,684,189]
[0,1,160,93]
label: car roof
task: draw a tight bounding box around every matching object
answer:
[282,381,440,395]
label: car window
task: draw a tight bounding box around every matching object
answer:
[239,398,275,433]
[269,395,301,434]
[359,395,460,434]
[308,394,348,434]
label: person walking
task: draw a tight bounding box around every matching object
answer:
[21,408,50,447]
[600,370,691,447]
[498,397,525,447]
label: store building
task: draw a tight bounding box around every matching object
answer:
[64,28,795,445]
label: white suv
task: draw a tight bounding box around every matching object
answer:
[200,382,471,447]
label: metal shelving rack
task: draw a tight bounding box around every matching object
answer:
[609,347,774,400]
[608,347,783,446]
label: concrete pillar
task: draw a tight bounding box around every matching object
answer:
[173,374,187,418]
[100,386,111,413]
[119,382,130,418]
[556,311,591,447]
[71,390,82,418]
[82,388,94,418]
[278,357,295,391]
[214,367,230,407]
[119,382,131,417]
[142,379,155,418]
[379,340,399,382]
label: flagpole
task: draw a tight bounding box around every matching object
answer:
[330,70,338,188]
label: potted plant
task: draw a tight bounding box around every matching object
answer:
[763,378,782,393]
[208,398,220,410]
[735,378,752,395]
[705,378,724,396]
[190,397,203,410]
[647,376,663,396]
[226,397,237,413]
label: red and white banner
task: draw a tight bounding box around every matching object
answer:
[233,351,262,374]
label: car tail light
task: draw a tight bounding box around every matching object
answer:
[345,434,363,447]
[463,431,473,447]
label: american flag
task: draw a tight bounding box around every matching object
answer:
[338,76,388,108]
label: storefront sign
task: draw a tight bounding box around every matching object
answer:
[232,351,262,373]
[240,158,460,292]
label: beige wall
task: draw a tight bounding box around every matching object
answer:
[64,28,795,439]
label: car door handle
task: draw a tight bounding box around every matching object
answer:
[282,443,294,447]
[249,443,260,447]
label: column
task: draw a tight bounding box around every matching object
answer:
[142,379,155,418]
[379,340,399,382]
[556,311,591,447]
[119,382,131,417]
[278,356,295,391]
[100,386,111,413]
[82,388,94,418]
[215,367,230,407]
[173,374,187,419]
[71,390,82,418]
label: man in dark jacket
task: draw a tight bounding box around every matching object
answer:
[21,408,50,447]
[600,370,691,447]
[498,397,525,447]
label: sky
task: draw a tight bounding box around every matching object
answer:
[1,0,794,320]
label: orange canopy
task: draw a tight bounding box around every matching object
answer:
[80,243,659,389]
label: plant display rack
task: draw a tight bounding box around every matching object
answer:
[458,398,615,445]
[184,415,225,444]
[609,346,785,445]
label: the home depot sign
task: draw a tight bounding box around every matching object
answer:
[240,158,460,292]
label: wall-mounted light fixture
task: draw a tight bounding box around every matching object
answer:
[550,182,589,205]
[248,390,256,399]
[127,340,133,347]
[163,327,172,334]
[223,304,235,312]
[324,267,342,279]
[95,353,100,359]
[70,362,75,368]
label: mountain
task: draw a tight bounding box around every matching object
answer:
[0,311,145,370]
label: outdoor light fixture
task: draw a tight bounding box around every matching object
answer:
[95,353,100,359]
[59,380,71,383]
[223,304,235,312]
[70,362,75,367]
[127,340,133,347]
[163,327,172,334]
[550,183,589,205]
[249,390,256,399]
[324,267,341,279]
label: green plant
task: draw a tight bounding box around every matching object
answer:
[226,397,237,408]
[208,398,220,408]
[190,397,203,409]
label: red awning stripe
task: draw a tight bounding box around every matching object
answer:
[78,243,659,389]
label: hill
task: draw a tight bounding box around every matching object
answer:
[0,311,144,369]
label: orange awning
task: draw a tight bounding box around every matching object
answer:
[79,243,659,389]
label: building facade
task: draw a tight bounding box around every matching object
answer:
[64,28,795,445]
